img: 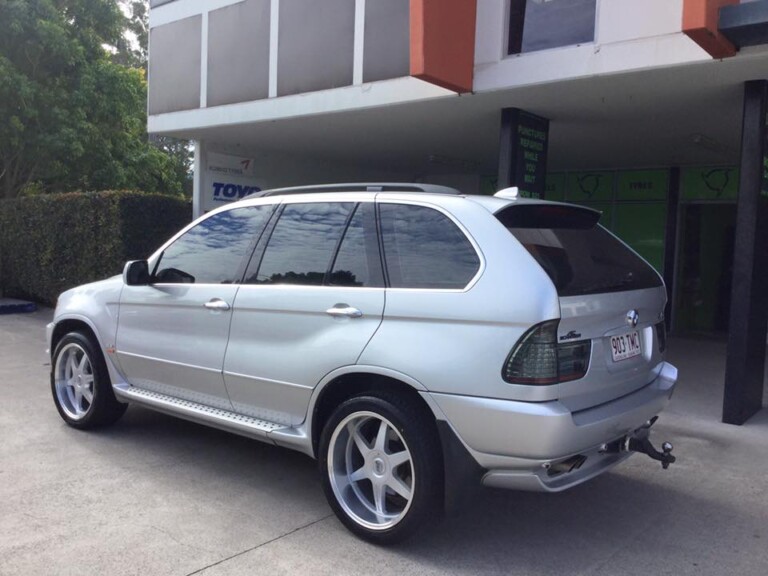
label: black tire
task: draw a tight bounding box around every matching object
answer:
[318,391,443,544]
[51,331,127,429]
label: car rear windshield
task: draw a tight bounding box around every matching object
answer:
[496,204,663,296]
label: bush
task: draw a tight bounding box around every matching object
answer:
[0,191,192,305]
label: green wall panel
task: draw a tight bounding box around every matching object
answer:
[681,167,739,200]
[544,173,566,201]
[566,171,614,202]
[613,203,666,274]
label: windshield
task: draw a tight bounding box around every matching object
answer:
[496,204,663,297]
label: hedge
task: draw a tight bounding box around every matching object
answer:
[0,191,192,305]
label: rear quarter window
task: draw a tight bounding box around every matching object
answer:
[496,204,662,296]
[380,203,480,290]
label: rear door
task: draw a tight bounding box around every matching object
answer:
[498,204,667,411]
[223,199,385,425]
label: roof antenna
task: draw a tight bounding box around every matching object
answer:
[494,187,519,200]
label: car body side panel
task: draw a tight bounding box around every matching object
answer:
[223,285,385,425]
[115,284,239,410]
[50,276,126,383]
[359,196,561,402]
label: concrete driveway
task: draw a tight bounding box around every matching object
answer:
[1,309,767,576]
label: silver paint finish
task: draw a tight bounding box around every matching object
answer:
[429,361,676,461]
[51,276,126,386]
[223,284,385,426]
[115,284,239,409]
[49,188,678,493]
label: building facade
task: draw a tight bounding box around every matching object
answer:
[146,0,768,423]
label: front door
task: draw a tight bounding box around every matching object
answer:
[115,205,276,408]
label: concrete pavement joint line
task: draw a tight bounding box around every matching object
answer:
[184,514,335,576]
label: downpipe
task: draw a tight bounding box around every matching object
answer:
[601,416,676,469]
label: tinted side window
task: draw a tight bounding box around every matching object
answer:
[154,205,274,284]
[379,204,480,289]
[329,203,382,287]
[250,203,353,285]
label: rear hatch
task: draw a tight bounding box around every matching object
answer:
[497,203,667,411]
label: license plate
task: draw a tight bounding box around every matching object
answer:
[610,331,641,362]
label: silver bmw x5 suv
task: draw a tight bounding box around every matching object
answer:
[47,183,678,543]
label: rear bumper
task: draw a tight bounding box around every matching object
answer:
[429,362,677,492]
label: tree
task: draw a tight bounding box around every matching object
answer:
[114,1,148,69]
[115,0,193,196]
[0,0,186,198]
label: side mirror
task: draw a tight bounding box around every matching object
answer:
[123,260,149,286]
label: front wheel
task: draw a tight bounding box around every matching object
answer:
[318,393,443,544]
[51,331,127,429]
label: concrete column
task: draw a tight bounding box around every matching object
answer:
[192,140,206,219]
[723,80,768,425]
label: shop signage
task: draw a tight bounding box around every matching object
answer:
[681,167,739,200]
[514,111,549,198]
[203,152,263,210]
[617,170,669,201]
[566,171,614,202]
[499,108,549,199]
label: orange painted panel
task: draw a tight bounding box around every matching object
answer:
[410,0,477,93]
[683,0,738,58]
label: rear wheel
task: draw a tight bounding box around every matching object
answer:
[319,392,443,544]
[51,331,126,429]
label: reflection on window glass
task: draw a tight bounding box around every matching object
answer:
[330,204,375,287]
[154,205,274,284]
[380,204,480,289]
[252,203,353,285]
[509,0,596,54]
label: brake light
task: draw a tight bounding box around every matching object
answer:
[503,320,591,385]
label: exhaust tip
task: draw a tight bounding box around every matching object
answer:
[547,454,587,477]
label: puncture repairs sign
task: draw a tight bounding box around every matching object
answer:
[204,152,263,210]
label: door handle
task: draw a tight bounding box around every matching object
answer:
[326,304,363,318]
[204,298,231,311]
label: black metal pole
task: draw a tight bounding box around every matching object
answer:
[723,80,768,425]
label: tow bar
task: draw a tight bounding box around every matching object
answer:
[601,417,676,469]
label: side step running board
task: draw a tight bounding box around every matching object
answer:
[115,386,288,442]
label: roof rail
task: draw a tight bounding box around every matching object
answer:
[247,182,462,198]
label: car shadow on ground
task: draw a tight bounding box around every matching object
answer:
[86,405,754,575]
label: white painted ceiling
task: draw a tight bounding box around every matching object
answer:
[165,45,768,176]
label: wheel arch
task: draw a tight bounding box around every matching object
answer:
[51,316,104,358]
[309,367,441,459]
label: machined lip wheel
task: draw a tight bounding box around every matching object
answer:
[327,411,415,531]
[54,342,95,421]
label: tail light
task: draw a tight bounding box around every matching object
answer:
[503,320,591,385]
[655,321,666,353]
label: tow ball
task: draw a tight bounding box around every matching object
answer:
[623,436,676,469]
[602,417,676,469]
